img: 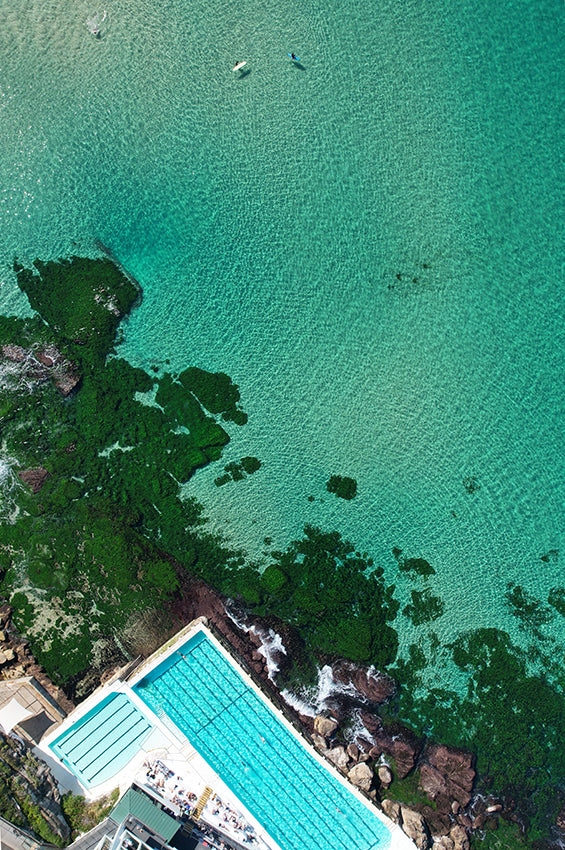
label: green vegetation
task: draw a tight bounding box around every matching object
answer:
[326,474,357,500]
[547,586,565,617]
[0,256,246,691]
[403,589,444,625]
[62,789,119,839]
[215,456,261,486]
[391,624,565,848]
[246,525,399,667]
[383,770,436,811]
[393,549,436,577]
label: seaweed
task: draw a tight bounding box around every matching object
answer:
[326,474,357,500]
[403,589,444,625]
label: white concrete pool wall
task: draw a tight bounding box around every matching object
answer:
[126,619,416,850]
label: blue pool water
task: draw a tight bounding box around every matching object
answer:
[50,692,153,788]
[134,632,392,850]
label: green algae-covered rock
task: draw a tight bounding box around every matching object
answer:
[326,474,357,500]
[178,366,247,424]
[14,256,139,368]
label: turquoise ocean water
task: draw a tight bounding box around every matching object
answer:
[1,0,563,676]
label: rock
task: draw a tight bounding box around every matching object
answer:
[426,744,475,802]
[369,745,382,759]
[433,838,455,850]
[17,467,50,494]
[457,814,472,830]
[372,725,422,779]
[359,753,371,763]
[311,734,327,751]
[451,801,460,815]
[381,799,402,824]
[449,825,470,850]
[3,647,15,662]
[347,742,359,761]
[0,630,6,642]
[400,807,431,850]
[332,659,396,704]
[0,652,7,666]
[347,762,374,793]
[251,650,263,661]
[325,746,350,770]
[360,711,383,737]
[485,803,502,814]
[377,764,393,787]
[314,715,338,737]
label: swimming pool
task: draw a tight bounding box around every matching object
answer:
[50,692,154,788]
[133,631,392,850]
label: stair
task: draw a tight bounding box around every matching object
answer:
[193,785,213,820]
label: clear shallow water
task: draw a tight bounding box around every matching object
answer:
[1,1,563,673]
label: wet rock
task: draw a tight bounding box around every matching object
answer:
[381,799,402,824]
[325,746,349,770]
[347,762,374,793]
[372,725,422,779]
[377,764,393,788]
[400,807,431,850]
[361,712,383,737]
[332,660,397,704]
[314,715,339,737]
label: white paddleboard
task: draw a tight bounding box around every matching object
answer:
[233,61,247,72]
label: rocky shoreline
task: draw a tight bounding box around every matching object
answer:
[166,576,511,850]
[0,584,518,850]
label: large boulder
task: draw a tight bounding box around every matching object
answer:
[449,825,470,850]
[372,725,422,779]
[381,799,402,824]
[325,746,350,770]
[18,467,49,494]
[314,715,339,738]
[347,762,374,793]
[419,744,475,807]
[377,764,393,788]
[400,807,430,850]
[433,838,455,850]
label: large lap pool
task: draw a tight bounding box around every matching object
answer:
[133,631,392,850]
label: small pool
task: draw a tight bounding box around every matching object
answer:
[50,692,154,788]
[134,631,392,850]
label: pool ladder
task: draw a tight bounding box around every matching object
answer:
[192,785,213,820]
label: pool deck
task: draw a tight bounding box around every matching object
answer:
[38,619,416,850]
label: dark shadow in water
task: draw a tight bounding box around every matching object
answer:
[291,61,306,71]
[237,68,252,79]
